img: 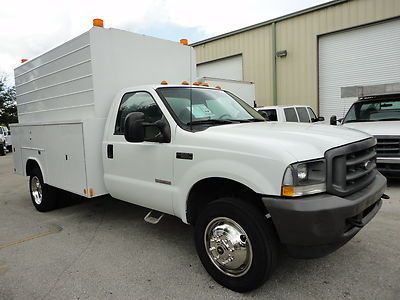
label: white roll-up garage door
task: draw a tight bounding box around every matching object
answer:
[197,55,243,81]
[319,19,400,119]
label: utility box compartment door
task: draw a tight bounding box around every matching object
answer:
[45,123,87,195]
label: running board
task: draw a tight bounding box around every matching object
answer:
[144,210,164,224]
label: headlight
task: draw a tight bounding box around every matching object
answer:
[281,159,326,197]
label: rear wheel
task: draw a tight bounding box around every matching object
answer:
[194,197,278,292]
[29,168,57,212]
[0,143,5,156]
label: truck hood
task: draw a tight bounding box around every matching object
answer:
[343,121,399,136]
[200,122,372,162]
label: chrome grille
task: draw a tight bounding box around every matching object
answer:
[375,136,400,157]
[325,138,377,197]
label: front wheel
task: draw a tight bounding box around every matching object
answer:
[29,168,57,212]
[194,198,278,292]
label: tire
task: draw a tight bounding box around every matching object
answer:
[195,197,278,293]
[29,168,58,212]
[0,143,5,156]
[6,145,12,152]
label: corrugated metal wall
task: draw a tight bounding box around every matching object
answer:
[194,0,400,110]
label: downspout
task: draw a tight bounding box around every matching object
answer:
[271,22,277,105]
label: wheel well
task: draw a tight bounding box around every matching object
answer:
[186,177,267,225]
[26,159,40,176]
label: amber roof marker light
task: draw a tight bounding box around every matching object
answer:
[93,18,104,27]
[179,39,188,46]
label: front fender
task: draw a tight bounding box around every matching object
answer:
[173,157,283,223]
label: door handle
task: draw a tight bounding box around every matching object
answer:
[107,144,113,159]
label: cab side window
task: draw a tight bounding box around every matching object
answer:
[307,107,317,120]
[284,108,299,122]
[114,92,163,135]
[296,107,310,122]
[259,109,278,121]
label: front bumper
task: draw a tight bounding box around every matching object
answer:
[262,173,386,258]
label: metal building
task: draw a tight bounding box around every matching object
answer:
[192,0,400,118]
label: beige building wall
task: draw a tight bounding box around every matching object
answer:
[195,26,273,104]
[194,0,400,111]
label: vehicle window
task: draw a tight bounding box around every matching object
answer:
[284,108,298,122]
[0,127,3,134]
[296,107,310,122]
[114,92,163,136]
[259,109,278,121]
[307,107,317,120]
[343,98,400,123]
[157,87,264,128]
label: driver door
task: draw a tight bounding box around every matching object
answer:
[104,91,174,214]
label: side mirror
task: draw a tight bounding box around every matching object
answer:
[330,115,337,125]
[124,112,171,143]
[124,112,145,143]
[312,116,325,122]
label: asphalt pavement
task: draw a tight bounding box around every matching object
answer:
[0,154,399,299]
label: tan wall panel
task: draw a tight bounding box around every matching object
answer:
[194,0,400,109]
[196,26,273,105]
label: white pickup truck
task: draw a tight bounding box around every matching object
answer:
[256,105,324,123]
[331,93,400,178]
[11,22,386,292]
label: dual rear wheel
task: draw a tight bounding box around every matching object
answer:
[29,168,58,212]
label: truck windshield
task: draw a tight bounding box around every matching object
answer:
[157,87,264,129]
[343,98,400,123]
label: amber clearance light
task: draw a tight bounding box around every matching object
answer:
[93,18,104,27]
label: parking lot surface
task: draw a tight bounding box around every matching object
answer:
[0,154,399,299]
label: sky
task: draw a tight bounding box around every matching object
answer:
[0,0,328,85]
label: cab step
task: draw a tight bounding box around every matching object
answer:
[144,210,164,224]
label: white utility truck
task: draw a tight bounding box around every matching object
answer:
[12,22,387,292]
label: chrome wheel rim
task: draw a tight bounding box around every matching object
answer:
[31,176,43,205]
[204,217,253,277]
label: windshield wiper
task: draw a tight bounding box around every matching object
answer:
[225,118,265,123]
[247,118,265,122]
[346,118,400,123]
[378,118,400,121]
[186,119,235,126]
[344,119,372,123]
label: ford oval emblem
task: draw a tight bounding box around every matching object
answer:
[364,160,371,169]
